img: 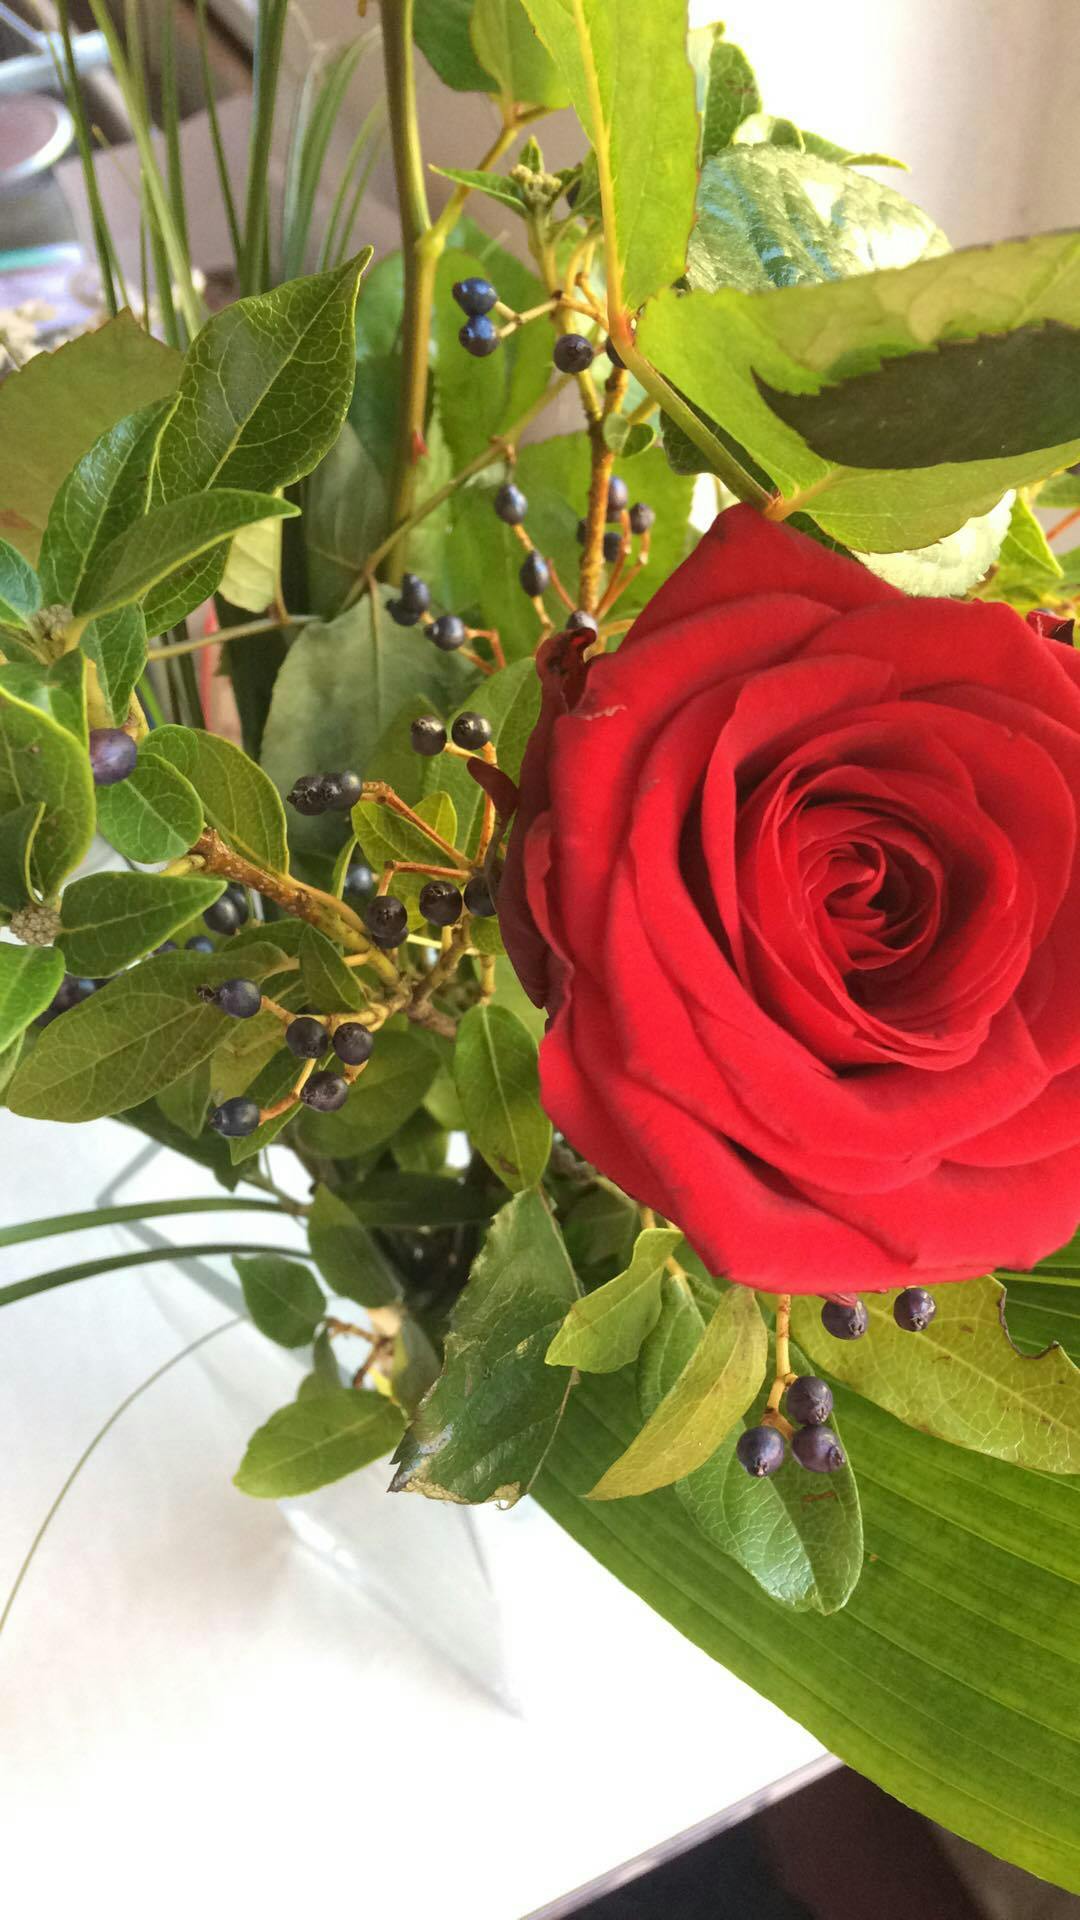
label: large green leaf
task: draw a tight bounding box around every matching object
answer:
[0,538,41,626]
[0,312,179,563]
[519,0,698,307]
[391,1187,579,1504]
[7,939,286,1121]
[790,1277,1080,1473]
[539,1372,1080,1891]
[155,253,372,501]
[302,422,388,618]
[296,1025,439,1156]
[235,1252,327,1348]
[307,1182,402,1308]
[470,0,569,109]
[0,943,65,1050]
[0,680,95,895]
[0,651,87,746]
[454,1003,551,1192]
[38,398,174,607]
[148,725,289,872]
[80,605,147,725]
[297,925,368,1014]
[58,871,224,977]
[341,1172,500,1228]
[547,1227,681,1372]
[414,0,495,90]
[75,490,298,619]
[94,751,203,863]
[0,801,44,912]
[234,1387,405,1498]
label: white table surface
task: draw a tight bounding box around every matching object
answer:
[0,1112,827,1920]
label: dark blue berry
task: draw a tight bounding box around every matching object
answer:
[287,773,329,815]
[893,1287,937,1332]
[301,1070,350,1112]
[364,895,408,945]
[792,1426,846,1473]
[821,1297,868,1340]
[419,879,463,926]
[493,482,528,525]
[203,896,241,935]
[463,873,496,917]
[606,476,629,517]
[629,502,655,535]
[344,859,374,895]
[519,550,550,598]
[399,573,430,615]
[602,529,623,564]
[736,1425,786,1478]
[429,615,467,652]
[332,1022,374,1066]
[604,337,624,368]
[459,315,499,358]
[566,609,597,637]
[89,727,137,786]
[206,978,262,1019]
[553,332,595,374]
[322,770,363,812]
[411,715,447,757]
[36,973,97,1024]
[225,884,250,921]
[388,597,423,627]
[286,1014,330,1058]
[451,711,492,751]
[185,935,215,953]
[208,1096,260,1138]
[452,277,497,315]
[785,1376,833,1427]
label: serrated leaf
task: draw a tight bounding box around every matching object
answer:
[80,605,147,724]
[235,1252,326,1347]
[0,800,44,911]
[0,679,95,895]
[234,1387,405,1497]
[791,1276,1080,1473]
[453,1002,551,1192]
[296,1025,439,1156]
[75,490,298,619]
[855,492,1014,597]
[6,939,286,1121]
[547,1227,680,1371]
[688,24,761,157]
[0,537,41,626]
[94,751,202,862]
[58,871,223,976]
[391,1187,578,1504]
[307,1182,402,1307]
[0,943,65,1049]
[155,253,372,502]
[148,725,289,871]
[38,398,174,607]
[298,925,368,1012]
[590,1285,767,1499]
[561,1182,639,1273]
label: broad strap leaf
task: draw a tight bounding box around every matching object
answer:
[95,751,204,863]
[0,678,95,895]
[39,397,174,606]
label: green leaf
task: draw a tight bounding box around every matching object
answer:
[470,0,569,109]
[0,800,44,911]
[95,751,203,863]
[391,1187,578,1504]
[155,1056,212,1139]
[423,657,540,855]
[561,1182,639,1273]
[590,1286,767,1498]
[1036,469,1080,509]
[519,0,698,306]
[791,1276,1080,1473]
[538,1374,1080,1892]
[974,492,1063,608]
[392,1107,448,1174]
[0,312,179,564]
[352,790,458,926]
[58,871,224,977]
[0,651,87,746]
[799,130,906,169]
[307,1183,402,1307]
[296,1025,439,1156]
[730,111,805,151]
[0,679,95,895]
[259,595,470,853]
[298,925,368,1013]
[547,1227,680,1371]
[155,253,372,501]
[0,943,65,1049]
[855,493,1014,597]
[302,422,388,618]
[225,1047,298,1165]
[7,939,287,1121]
[689,25,762,157]
[235,1252,327,1348]
[0,537,41,626]
[218,511,283,615]
[148,725,289,871]
[429,165,528,216]
[343,1171,500,1228]
[234,1387,405,1497]
[414,0,495,90]
[38,398,174,607]
[81,605,147,724]
[75,490,298,620]
[453,1002,551,1192]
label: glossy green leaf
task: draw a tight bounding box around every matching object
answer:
[590,1285,767,1499]
[0,312,179,563]
[38,398,173,607]
[0,537,41,626]
[234,1387,405,1497]
[58,871,223,976]
[392,1108,448,1174]
[0,651,87,746]
[95,751,202,863]
[75,490,298,619]
[0,943,65,1050]
[296,1026,439,1156]
[7,939,286,1121]
[1036,470,1080,509]
[155,253,372,500]
[547,1227,681,1371]
[519,0,698,306]
[225,1048,299,1166]
[81,605,147,724]
[0,801,44,911]
[791,1278,1080,1473]
[539,1372,1080,1892]
[561,1182,639,1274]
[307,1182,402,1307]
[414,0,495,90]
[689,24,761,157]
[298,925,368,1013]
[454,1003,551,1192]
[148,725,289,871]
[155,1057,212,1140]
[218,511,282,615]
[470,0,569,109]
[391,1187,579,1504]
[0,679,95,895]
[235,1252,327,1348]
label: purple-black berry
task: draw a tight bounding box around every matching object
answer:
[185,935,215,953]
[36,973,97,1025]
[791,1427,846,1473]
[821,1297,868,1340]
[286,1015,330,1059]
[208,1097,260,1138]
[88,727,137,786]
[735,1425,786,1478]
[204,978,262,1020]
[429,615,467,652]
[452,277,497,315]
[606,476,629,517]
[344,858,374,895]
[410,715,447,757]
[364,895,409,946]
[604,337,624,368]
[893,1287,937,1332]
[459,315,499,358]
[388,598,422,627]
[301,1070,350,1113]
[287,773,329,816]
[493,482,527,525]
[785,1376,833,1427]
[451,711,492,752]
[463,873,496,917]
[602,529,623,564]
[519,550,550,598]
[553,332,595,374]
[203,896,242,936]
[399,573,430,615]
[419,879,463,927]
[629,502,655,535]
[321,771,363,812]
[332,1022,374,1066]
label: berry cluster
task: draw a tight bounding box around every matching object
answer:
[453,277,500,358]
[575,475,655,568]
[737,1374,846,1479]
[820,1287,937,1340]
[386,570,479,657]
[202,975,378,1138]
[286,771,363,817]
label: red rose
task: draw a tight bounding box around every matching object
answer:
[500,505,1080,1293]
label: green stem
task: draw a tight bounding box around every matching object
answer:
[381,0,435,583]
[195,0,242,270]
[0,1196,298,1254]
[0,1242,318,1312]
[54,1,118,316]
[146,613,313,662]
[242,0,289,294]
